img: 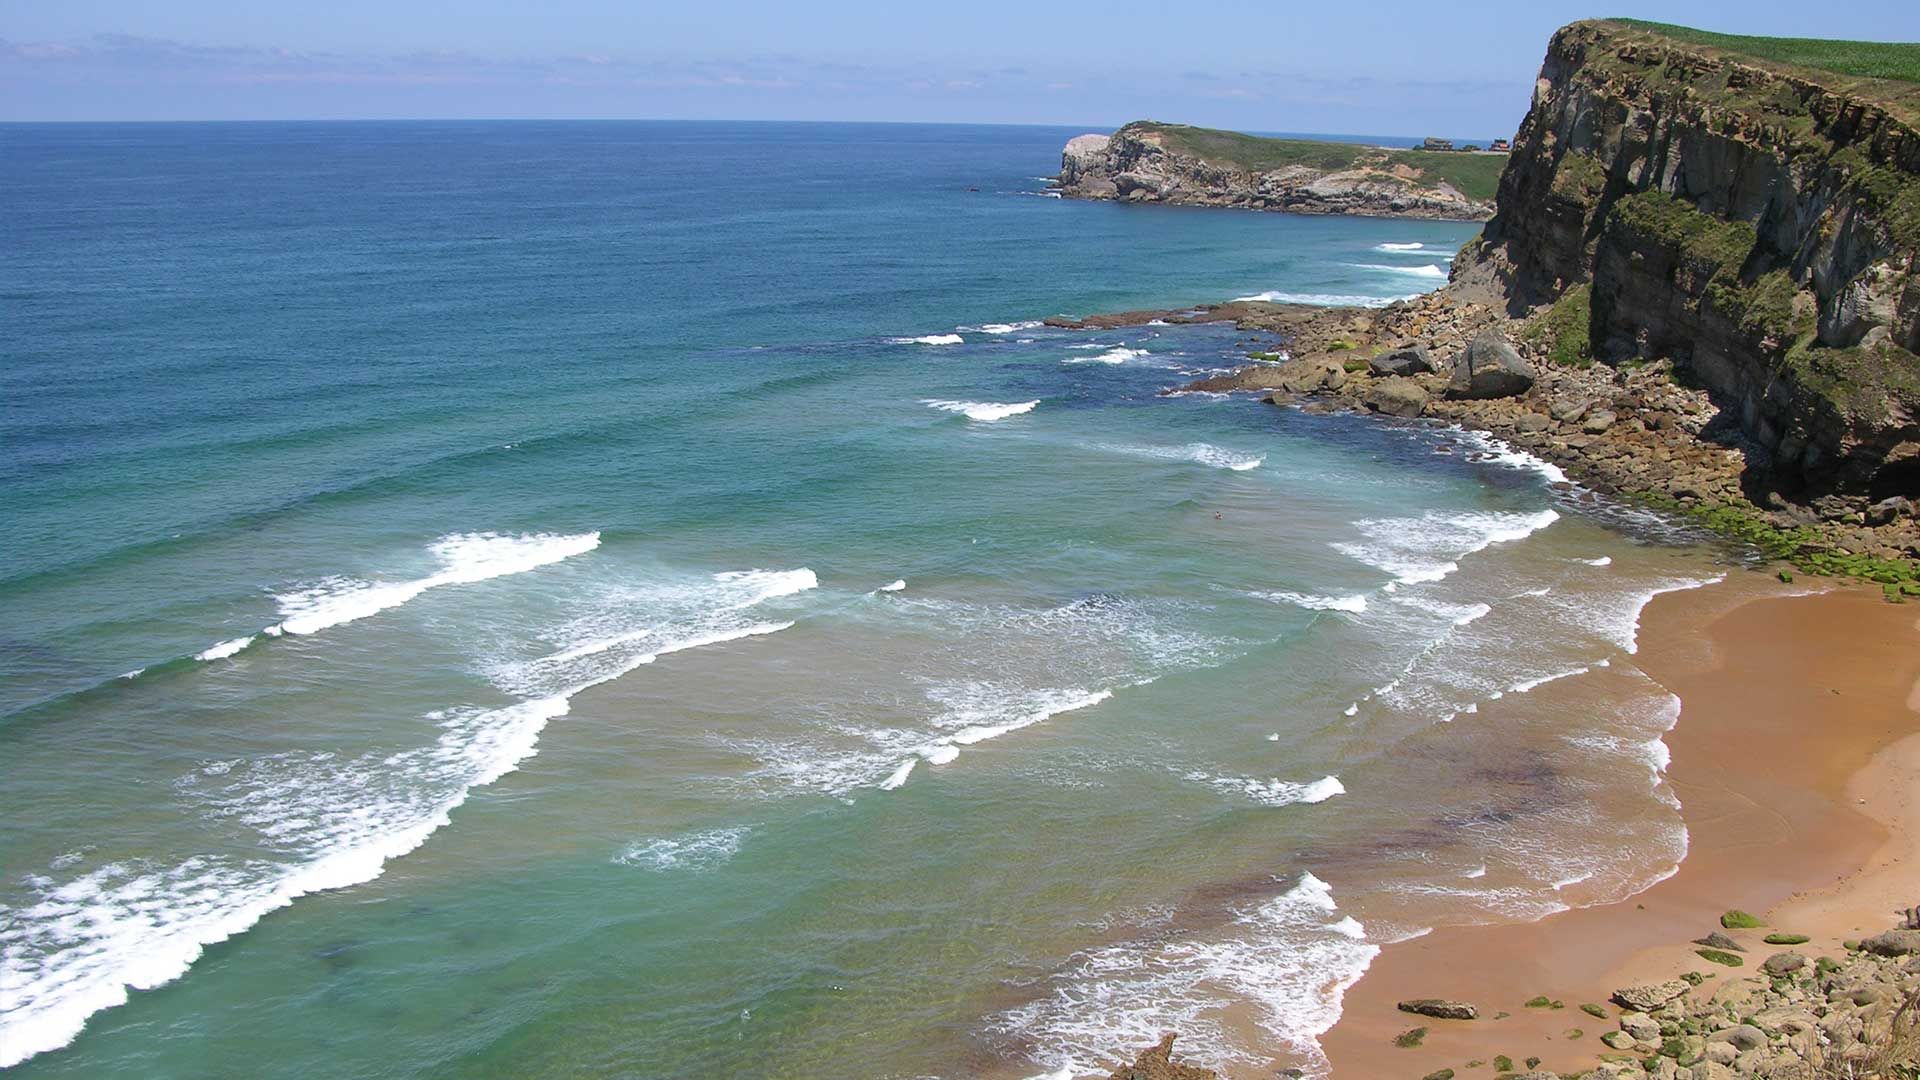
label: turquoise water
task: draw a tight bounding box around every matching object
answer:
[3,121,1726,1078]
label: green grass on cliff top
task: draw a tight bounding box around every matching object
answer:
[1119,121,1507,202]
[1606,19,1920,84]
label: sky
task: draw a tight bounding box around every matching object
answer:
[4,0,1918,135]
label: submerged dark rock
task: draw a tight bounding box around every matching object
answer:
[1104,1034,1220,1080]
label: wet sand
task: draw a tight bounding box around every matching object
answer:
[1321,579,1920,1078]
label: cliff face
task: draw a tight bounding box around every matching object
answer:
[1459,20,1920,501]
[1058,123,1498,221]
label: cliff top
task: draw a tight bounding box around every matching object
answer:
[1586,19,1920,128]
[1113,121,1509,202]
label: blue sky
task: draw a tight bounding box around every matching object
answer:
[4,1,1917,133]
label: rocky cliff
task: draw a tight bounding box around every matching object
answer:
[1057,122,1500,220]
[1456,19,1920,504]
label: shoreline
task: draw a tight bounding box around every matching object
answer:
[1317,579,1920,1079]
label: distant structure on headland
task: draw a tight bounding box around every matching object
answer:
[1490,137,1512,152]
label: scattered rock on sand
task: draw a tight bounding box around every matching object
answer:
[1692,931,1745,952]
[1761,951,1806,975]
[1611,980,1691,1012]
[1397,998,1478,1020]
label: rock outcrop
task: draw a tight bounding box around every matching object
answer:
[1447,330,1538,399]
[1456,19,1920,504]
[1057,122,1499,220]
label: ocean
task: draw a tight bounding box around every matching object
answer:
[1,120,1729,1078]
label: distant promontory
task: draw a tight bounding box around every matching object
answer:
[1054,121,1504,221]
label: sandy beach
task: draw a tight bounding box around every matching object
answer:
[1321,578,1920,1078]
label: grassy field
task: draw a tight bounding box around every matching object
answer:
[1606,19,1920,84]
[1120,122,1508,201]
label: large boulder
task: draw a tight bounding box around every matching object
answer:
[1860,929,1920,956]
[1365,377,1430,418]
[1397,998,1478,1020]
[1370,344,1437,377]
[1274,358,1346,394]
[1446,330,1536,400]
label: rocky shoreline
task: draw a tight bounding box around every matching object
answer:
[1051,291,1920,576]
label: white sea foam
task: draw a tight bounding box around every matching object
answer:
[1592,574,1725,654]
[1194,772,1346,807]
[1063,347,1149,365]
[1000,871,1379,1077]
[1577,556,1613,566]
[1251,590,1369,614]
[1230,290,1421,308]
[193,636,256,662]
[879,579,907,592]
[1374,242,1426,251]
[245,531,602,645]
[615,825,751,872]
[923,398,1040,422]
[971,321,1044,335]
[879,760,916,790]
[1448,428,1571,485]
[1332,508,1559,585]
[1350,262,1449,279]
[1087,441,1264,471]
[5,559,802,1067]
[890,333,965,346]
[0,692,570,1070]
[1510,666,1591,694]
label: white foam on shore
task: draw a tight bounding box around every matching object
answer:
[1448,428,1571,485]
[923,399,1040,422]
[1350,262,1448,279]
[890,333,965,346]
[1594,574,1726,654]
[1000,871,1379,1077]
[616,825,751,872]
[1333,509,1558,586]
[1231,290,1421,308]
[1575,556,1613,567]
[1250,591,1370,614]
[1063,347,1149,365]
